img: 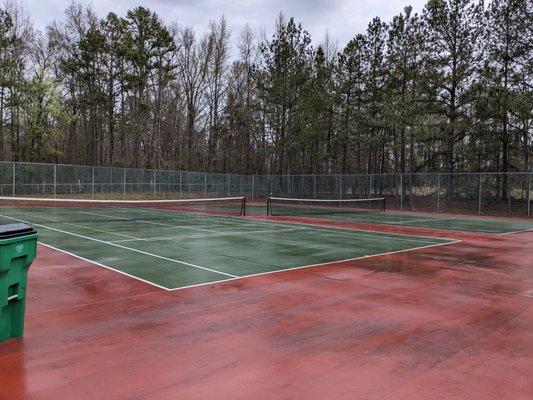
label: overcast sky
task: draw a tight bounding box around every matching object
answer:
[26,0,428,49]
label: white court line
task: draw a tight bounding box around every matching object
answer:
[7,210,143,241]
[0,213,238,279]
[341,214,507,233]
[38,242,172,291]
[77,210,226,232]
[386,217,457,225]
[78,210,223,234]
[256,216,460,242]
[260,218,451,245]
[499,228,533,236]
[167,239,462,291]
[109,227,308,243]
[76,210,444,245]
[389,217,507,233]
[0,211,462,292]
[40,234,461,292]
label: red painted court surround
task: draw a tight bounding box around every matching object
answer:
[0,226,531,399]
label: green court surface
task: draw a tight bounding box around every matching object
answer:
[0,206,454,290]
[251,205,533,234]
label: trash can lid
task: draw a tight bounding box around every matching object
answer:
[0,223,36,239]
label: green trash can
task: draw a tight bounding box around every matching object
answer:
[0,223,37,343]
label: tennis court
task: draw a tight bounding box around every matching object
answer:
[1,193,531,400]
[0,197,454,290]
[262,197,533,234]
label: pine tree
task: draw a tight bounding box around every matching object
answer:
[122,7,177,168]
[386,6,426,173]
[255,14,313,174]
[423,0,485,174]
[484,0,532,175]
[336,35,368,173]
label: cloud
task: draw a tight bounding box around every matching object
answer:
[25,0,428,50]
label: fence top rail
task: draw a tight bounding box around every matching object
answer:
[274,172,533,177]
[0,161,531,178]
[0,161,248,178]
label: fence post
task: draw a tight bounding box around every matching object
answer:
[91,166,95,198]
[527,173,531,217]
[227,174,230,197]
[369,174,372,198]
[251,175,255,204]
[11,162,15,197]
[179,171,182,199]
[400,174,403,211]
[153,170,156,198]
[478,173,482,215]
[507,174,511,216]
[313,174,316,198]
[339,175,343,200]
[53,164,57,198]
[123,169,126,199]
[204,172,207,198]
[437,173,440,212]
[409,174,413,210]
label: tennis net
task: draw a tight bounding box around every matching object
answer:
[0,196,246,224]
[267,197,385,216]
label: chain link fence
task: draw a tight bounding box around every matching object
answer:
[0,161,530,217]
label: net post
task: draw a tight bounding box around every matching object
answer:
[437,173,440,212]
[53,164,57,198]
[266,197,271,215]
[12,162,15,197]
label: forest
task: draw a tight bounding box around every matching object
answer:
[0,0,531,175]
